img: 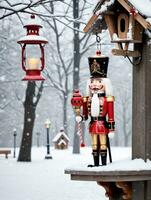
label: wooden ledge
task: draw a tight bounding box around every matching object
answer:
[65,169,151,199]
[65,169,151,182]
[65,160,151,200]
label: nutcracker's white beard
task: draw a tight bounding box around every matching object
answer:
[91,93,100,117]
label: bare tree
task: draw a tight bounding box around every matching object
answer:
[0,0,95,155]
[0,0,63,20]
[39,0,95,147]
[72,0,96,154]
[41,1,73,135]
[18,81,44,161]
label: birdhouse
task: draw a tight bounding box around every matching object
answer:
[83,0,151,58]
[52,128,70,150]
[104,9,143,42]
[104,6,144,57]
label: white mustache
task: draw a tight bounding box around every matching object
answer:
[89,85,104,90]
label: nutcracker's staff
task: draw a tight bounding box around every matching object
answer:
[71,89,85,147]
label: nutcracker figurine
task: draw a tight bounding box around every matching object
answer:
[71,49,115,166]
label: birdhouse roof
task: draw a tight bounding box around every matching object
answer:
[84,0,151,33]
[128,0,151,17]
[52,131,70,142]
[58,139,67,146]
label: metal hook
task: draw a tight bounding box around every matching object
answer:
[96,32,101,43]
[96,32,101,51]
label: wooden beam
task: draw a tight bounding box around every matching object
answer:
[104,14,117,39]
[65,169,151,182]
[83,14,99,33]
[132,34,151,200]
[111,39,142,43]
[112,49,141,57]
[117,0,151,30]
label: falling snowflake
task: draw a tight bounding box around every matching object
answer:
[27,118,31,122]
[75,68,79,72]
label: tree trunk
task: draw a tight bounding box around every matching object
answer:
[72,0,80,154]
[63,94,68,135]
[18,82,36,162]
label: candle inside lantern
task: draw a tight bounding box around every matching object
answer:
[27,58,40,70]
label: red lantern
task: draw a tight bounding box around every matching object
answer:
[71,89,83,107]
[17,14,48,81]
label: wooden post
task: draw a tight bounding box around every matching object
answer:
[132,34,151,199]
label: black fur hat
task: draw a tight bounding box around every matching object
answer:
[88,51,109,78]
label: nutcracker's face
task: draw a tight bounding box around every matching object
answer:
[89,78,105,94]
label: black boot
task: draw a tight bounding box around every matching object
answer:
[100,150,107,166]
[93,150,100,166]
[88,150,99,167]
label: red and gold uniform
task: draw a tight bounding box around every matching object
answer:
[87,95,114,135]
[71,51,115,166]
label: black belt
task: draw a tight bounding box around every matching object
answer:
[98,93,105,97]
[91,116,106,121]
[91,93,105,97]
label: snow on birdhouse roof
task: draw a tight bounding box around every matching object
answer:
[58,139,67,146]
[84,0,151,33]
[95,0,115,15]
[52,131,70,142]
[128,0,151,18]
[95,0,151,18]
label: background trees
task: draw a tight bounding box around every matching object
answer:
[0,0,132,160]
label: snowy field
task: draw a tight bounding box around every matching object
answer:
[0,146,132,200]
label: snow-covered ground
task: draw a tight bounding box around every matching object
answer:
[0,146,132,200]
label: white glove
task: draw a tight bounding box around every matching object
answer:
[108,132,115,139]
[75,116,83,123]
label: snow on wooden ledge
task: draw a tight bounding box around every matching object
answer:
[65,159,151,182]
[66,159,151,172]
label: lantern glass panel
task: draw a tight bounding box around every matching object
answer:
[26,44,41,70]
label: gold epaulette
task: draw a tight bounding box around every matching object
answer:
[83,96,89,102]
[106,96,114,102]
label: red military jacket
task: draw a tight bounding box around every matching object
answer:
[82,95,115,134]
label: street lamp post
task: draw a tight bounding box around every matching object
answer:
[13,129,17,158]
[45,119,52,159]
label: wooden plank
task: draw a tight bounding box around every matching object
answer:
[135,14,151,30]
[124,43,129,50]
[132,182,145,200]
[84,0,107,33]
[112,49,141,57]
[133,21,143,42]
[117,0,151,30]
[65,169,151,182]
[104,14,117,39]
[132,33,151,200]
[111,39,142,43]
[83,14,99,33]
[70,174,151,182]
